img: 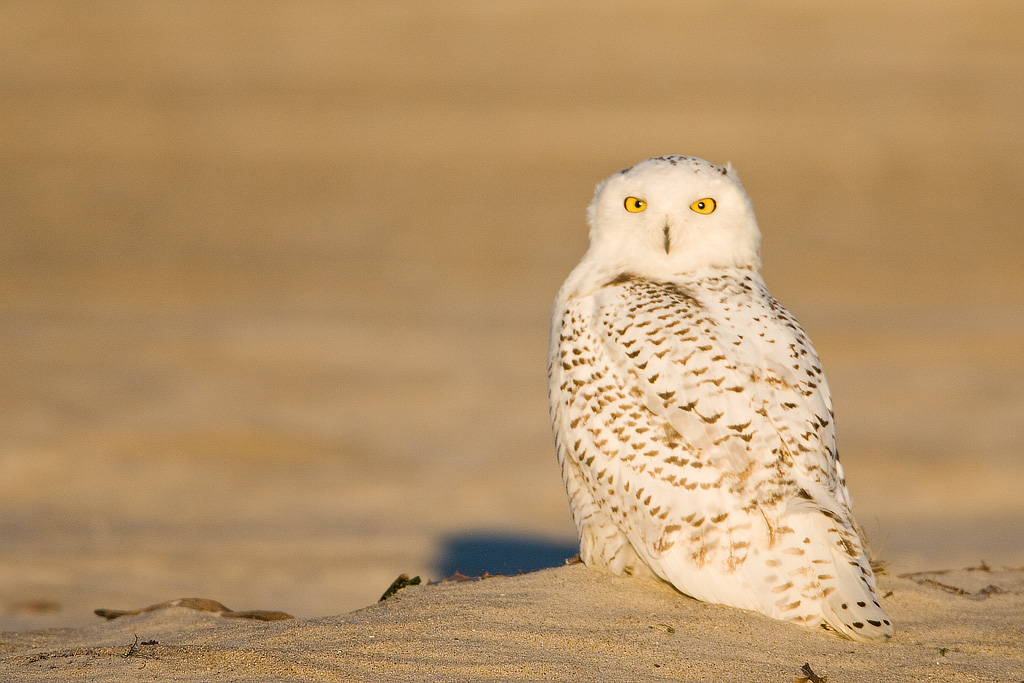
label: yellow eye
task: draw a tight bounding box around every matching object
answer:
[623,197,647,213]
[689,198,717,214]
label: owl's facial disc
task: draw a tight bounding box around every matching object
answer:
[585,156,762,276]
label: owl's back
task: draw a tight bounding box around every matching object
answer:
[548,269,892,642]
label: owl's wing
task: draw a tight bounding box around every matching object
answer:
[553,277,890,640]
[595,278,836,476]
[588,277,847,541]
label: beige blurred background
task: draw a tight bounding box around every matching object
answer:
[1,1,1022,631]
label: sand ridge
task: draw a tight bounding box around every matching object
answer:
[2,564,1023,681]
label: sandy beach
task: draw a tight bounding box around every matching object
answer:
[1,1,1023,679]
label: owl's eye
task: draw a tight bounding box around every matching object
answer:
[623,197,647,213]
[689,198,716,214]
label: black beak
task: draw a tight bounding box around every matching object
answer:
[662,224,671,254]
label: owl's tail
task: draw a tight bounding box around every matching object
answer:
[784,497,893,643]
[638,492,893,642]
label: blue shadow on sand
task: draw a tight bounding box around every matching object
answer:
[438,534,579,577]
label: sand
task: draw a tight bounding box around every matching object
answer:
[1,0,1023,679]
[2,565,1023,681]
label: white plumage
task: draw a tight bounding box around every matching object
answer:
[548,156,892,642]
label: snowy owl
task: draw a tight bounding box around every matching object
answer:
[548,155,892,642]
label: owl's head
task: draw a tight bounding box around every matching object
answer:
[584,156,761,277]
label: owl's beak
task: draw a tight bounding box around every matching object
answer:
[662,223,671,254]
